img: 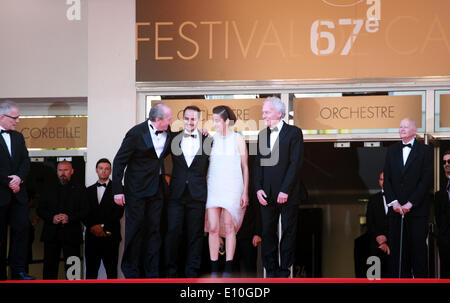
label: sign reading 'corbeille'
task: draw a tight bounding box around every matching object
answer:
[16,117,87,149]
[293,95,422,130]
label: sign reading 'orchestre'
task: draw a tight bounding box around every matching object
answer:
[293,95,422,130]
[16,117,87,149]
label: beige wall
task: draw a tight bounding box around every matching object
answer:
[0,0,87,98]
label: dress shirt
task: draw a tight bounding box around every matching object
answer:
[148,121,167,158]
[381,190,388,215]
[181,129,200,167]
[97,179,110,204]
[269,120,284,151]
[0,126,12,156]
[402,138,415,166]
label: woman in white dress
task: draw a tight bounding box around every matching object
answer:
[206,105,249,277]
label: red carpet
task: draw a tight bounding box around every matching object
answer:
[2,277,450,283]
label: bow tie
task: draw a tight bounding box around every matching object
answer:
[402,143,412,148]
[183,133,197,138]
[268,126,278,133]
[96,182,107,188]
[0,129,10,134]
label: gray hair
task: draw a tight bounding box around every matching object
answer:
[264,97,286,119]
[0,100,18,115]
[148,102,168,121]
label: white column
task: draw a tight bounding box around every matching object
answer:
[87,0,136,279]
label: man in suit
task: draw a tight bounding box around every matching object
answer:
[164,106,211,278]
[113,102,173,278]
[85,158,124,279]
[383,118,433,278]
[0,100,34,280]
[366,172,390,278]
[254,97,304,278]
[37,161,88,279]
[434,150,450,278]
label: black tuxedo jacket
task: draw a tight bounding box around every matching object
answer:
[169,131,212,202]
[37,180,88,245]
[113,121,172,199]
[435,188,450,247]
[85,181,124,243]
[0,130,30,206]
[254,122,304,204]
[383,140,434,217]
[366,191,388,251]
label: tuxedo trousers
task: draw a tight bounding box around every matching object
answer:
[85,235,120,279]
[260,200,298,278]
[122,179,165,278]
[164,187,205,278]
[0,198,30,280]
[387,215,428,278]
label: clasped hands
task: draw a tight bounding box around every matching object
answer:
[8,175,21,194]
[53,213,69,225]
[391,201,413,215]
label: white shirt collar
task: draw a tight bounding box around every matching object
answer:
[271,120,284,132]
[403,137,415,146]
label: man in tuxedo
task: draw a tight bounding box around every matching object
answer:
[434,150,450,278]
[164,106,211,278]
[37,161,88,279]
[254,97,304,278]
[113,103,173,278]
[85,158,124,279]
[383,118,433,278]
[366,172,390,277]
[0,100,34,280]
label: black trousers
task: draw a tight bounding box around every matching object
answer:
[43,241,80,280]
[121,182,165,278]
[438,242,450,279]
[387,215,428,278]
[260,200,298,278]
[0,199,30,280]
[164,187,205,278]
[233,237,258,277]
[85,236,120,279]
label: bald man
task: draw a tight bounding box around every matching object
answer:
[383,118,433,278]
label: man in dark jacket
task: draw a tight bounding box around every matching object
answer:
[435,150,450,278]
[85,158,123,279]
[38,161,88,280]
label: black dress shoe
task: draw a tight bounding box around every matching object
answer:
[12,272,36,280]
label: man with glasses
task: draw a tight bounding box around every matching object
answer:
[434,150,450,278]
[0,100,35,280]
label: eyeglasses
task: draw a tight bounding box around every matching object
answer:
[443,159,450,165]
[3,114,19,120]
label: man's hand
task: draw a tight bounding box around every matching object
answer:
[90,224,106,237]
[114,194,126,207]
[256,190,268,206]
[53,214,68,225]
[401,202,413,215]
[376,235,390,254]
[8,175,21,193]
[201,128,211,137]
[277,192,288,204]
[391,201,404,215]
[252,235,262,247]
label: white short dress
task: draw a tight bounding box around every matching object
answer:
[206,131,245,236]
